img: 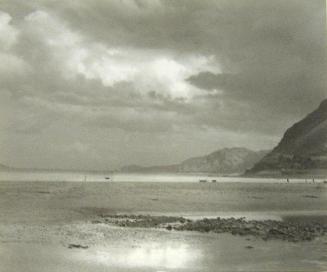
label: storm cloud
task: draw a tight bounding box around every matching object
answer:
[0,0,325,170]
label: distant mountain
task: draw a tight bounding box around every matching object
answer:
[120,147,268,175]
[247,99,327,176]
[178,148,268,174]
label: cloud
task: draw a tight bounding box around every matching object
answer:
[20,0,324,114]
[0,52,27,75]
[0,11,19,50]
[0,0,325,170]
[0,11,28,77]
[22,10,219,100]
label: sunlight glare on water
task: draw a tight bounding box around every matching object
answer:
[78,241,202,269]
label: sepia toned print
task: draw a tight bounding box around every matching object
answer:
[0,1,326,271]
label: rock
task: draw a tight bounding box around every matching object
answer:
[179,218,186,223]
[105,214,327,242]
[303,195,318,198]
[68,244,89,249]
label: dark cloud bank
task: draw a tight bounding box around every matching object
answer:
[0,0,325,170]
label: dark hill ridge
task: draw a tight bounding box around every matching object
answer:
[178,147,268,174]
[121,147,268,175]
[248,99,327,176]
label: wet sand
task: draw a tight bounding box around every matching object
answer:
[0,181,326,271]
[1,225,327,272]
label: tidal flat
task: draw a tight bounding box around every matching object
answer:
[0,180,326,271]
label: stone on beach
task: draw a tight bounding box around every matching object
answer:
[100,214,327,242]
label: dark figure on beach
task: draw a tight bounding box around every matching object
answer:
[286,178,289,183]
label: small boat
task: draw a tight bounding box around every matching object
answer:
[105,177,111,181]
[211,179,217,183]
[199,179,207,183]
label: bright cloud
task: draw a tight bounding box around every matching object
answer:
[0,11,28,77]
[24,10,220,99]
[0,11,19,50]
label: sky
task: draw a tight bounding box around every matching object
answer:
[0,0,326,170]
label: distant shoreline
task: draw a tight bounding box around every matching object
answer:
[0,169,327,183]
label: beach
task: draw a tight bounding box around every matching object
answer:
[0,180,326,271]
[1,0,325,270]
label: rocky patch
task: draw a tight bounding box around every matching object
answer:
[96,214,327,242]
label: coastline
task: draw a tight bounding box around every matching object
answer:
[0,180,326,271]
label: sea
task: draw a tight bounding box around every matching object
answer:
[0,169,323,183]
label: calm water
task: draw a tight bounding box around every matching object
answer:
[0,170,321,183]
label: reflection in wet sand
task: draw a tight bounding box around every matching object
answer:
[79,241,201,270]
[0,228,326,272]
[0,181,325,271]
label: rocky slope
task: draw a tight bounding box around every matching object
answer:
[248,99,327,176]
[121,147,268,175]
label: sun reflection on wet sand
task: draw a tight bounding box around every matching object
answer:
[78,241,202,270]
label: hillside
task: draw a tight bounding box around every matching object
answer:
[121,147,268,175]
[248,99,327,176]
